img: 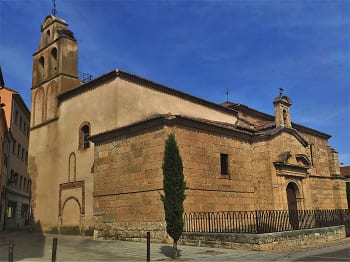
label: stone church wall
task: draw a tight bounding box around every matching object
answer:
[93,124,256,240]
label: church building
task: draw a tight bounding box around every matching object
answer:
[28,15,347,239]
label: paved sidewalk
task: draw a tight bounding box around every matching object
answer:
[0,231,349,261]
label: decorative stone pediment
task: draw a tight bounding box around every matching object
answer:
[295,154,311,167]
[274,152,310,178]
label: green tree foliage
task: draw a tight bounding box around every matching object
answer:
[346,182,350,209]
[161,133,186,258]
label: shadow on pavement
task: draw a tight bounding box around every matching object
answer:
[0,220,46,261]
[160,245,183,258]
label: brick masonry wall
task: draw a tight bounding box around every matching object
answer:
[94,127,167,240]
[93,122,347,241]
[179,225,346,251]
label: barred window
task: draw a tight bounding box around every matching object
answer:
[79,122,91,150]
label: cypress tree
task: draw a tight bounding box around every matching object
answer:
[161,133,186,259]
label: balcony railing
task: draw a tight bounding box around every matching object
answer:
[78,71,93,83]
[183,209,350,235]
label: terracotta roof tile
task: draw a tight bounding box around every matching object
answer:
[340,166,350,177]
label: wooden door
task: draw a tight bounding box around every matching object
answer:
[286,183,299,230]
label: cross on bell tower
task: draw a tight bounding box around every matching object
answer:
[52,0,57,16]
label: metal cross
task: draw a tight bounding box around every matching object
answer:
[52,0,57,16]
[226,88,229,102]
[279,88,284,96]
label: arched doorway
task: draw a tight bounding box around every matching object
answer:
[61,197,81,234]
[286,182,299,230]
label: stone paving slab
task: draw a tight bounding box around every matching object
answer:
[0,231,349,261]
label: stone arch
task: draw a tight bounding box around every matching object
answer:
[50,47,58,75]
[68,152,76,182]
[46,80,57,120]
[33,87,45,126]
[38,56,45,78]
[62,196,82,214]
[46,29,51,43]
[61,196,82,233]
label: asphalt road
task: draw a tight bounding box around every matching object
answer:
[296,247,350,261]
[0,231,349,261]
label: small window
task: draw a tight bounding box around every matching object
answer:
[20,116,23,130]
[51,47,57,60]
[21,148,24,161]
[7,202,17,218]
[79,123,90,149]
[21,204,28,218]
[220,153,228,175]
[25,151,28,164]
[4,154,8,168]
[17,144,21,158]
[13,173,18,185]
[19,176,22,188]
[283,109,287,125]
[12,140,16,154]
[39,56,45,77]
[23,122,27,135]
[47,30,50,38]
[15,111,18,124]
[310,144,314,166]
[23,178,26,189]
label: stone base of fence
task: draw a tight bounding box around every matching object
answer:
[179,225,346,251]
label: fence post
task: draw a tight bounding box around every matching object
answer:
[255,210,260,233]
[146,232,150,262]
[8,240,13,262]
[339,209,344,226]
[207,213,211,232]
[51,237,57,262]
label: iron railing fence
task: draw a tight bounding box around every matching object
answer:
[184,209,350,234]
[78,71,93,83]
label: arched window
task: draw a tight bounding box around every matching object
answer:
[51,48,57,61]
[79,122,90,149]
[68,152,76,182]
[283,109,287,125]
[46,30,51,38]
[38,56,45,78]
[51,48,58,73]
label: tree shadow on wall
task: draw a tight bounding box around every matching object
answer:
[160,245,183,258]
[0,220,46,261]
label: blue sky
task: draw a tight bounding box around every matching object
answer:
[1,0,349,164]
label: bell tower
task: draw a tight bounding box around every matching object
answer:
[31,15,80,127]
[273,89,292,128]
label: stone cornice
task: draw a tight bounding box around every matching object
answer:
[308,174,345,180]
[31,73,78,90]
[30,117,58,131]
[223,102,331,139]
[253,126,309,147]
[90,115,253,146]
[33,36,76,56]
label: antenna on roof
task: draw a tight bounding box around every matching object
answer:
[279,88,284,96]
[52,0,57,16]
[226,88,229,102]
[0,66,4,87]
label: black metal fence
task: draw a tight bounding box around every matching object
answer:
[184,209,350,235]
[79,71,93,83]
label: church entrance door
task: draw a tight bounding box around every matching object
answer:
[286,182,299,230]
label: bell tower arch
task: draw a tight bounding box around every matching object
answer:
[31,15,80,127]
[273,89,292,128]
